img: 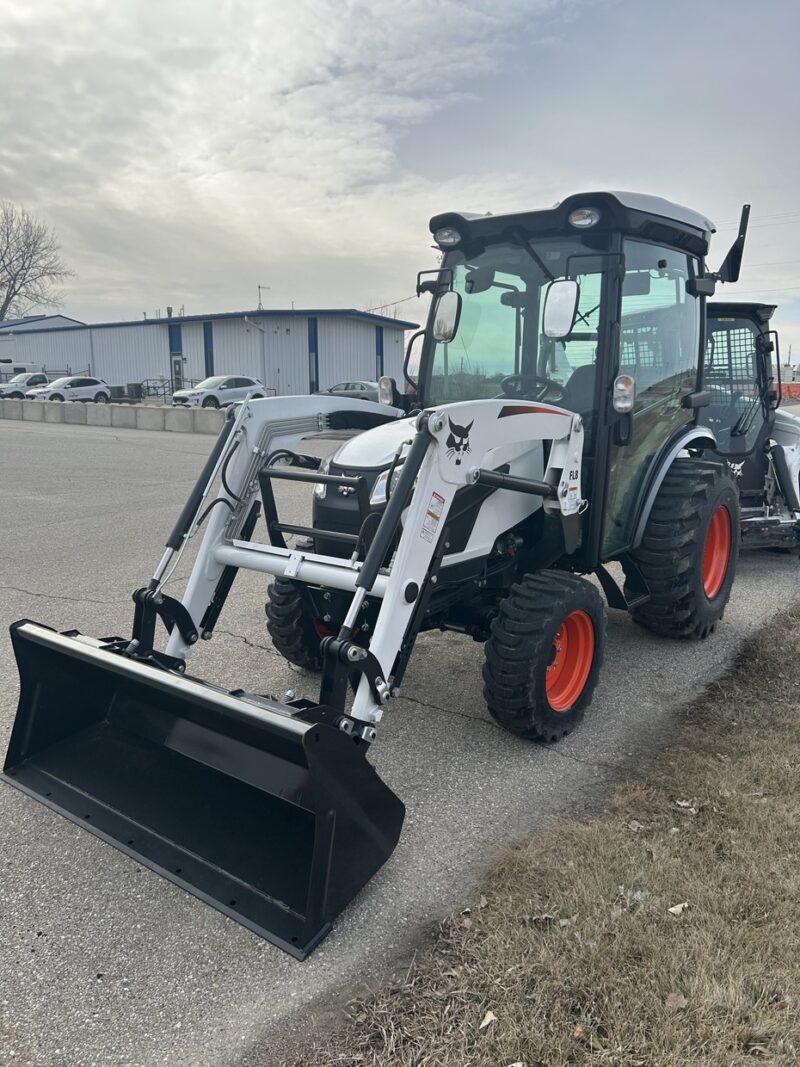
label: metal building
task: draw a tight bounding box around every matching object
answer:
[0,309,416,395]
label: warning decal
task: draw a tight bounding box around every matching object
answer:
[420,491,445,542]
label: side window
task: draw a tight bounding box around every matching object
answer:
[620,242,699,409]
[703,318,765,455]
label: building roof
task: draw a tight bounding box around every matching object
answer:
[0,314,86,332]
[0,308,418,337]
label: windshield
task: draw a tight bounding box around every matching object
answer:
[424,237,608,409]
[8,373,30,383]
[196,376,226,389]
[48,377,71,387]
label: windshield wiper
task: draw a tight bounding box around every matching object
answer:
[510,228,555,282]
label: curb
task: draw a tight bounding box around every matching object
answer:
[0,398,225,435]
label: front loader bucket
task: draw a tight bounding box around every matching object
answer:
[3,621,404,958]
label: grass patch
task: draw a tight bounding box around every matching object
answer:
[286,611,800,1066]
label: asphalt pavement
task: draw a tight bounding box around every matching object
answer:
[1,419,799,1067]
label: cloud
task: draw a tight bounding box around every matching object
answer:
[0,0,798,352]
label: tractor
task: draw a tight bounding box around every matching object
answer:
[4,191,751,958]
[704,302,800,548]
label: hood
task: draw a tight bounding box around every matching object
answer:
[333,416,417,469]
[172,389,197,398]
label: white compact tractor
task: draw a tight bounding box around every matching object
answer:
[704,302,800,548]
[3,191,752,957]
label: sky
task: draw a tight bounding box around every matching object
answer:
[2,0,799,353]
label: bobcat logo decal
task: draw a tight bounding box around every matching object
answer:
[446,417,473,465]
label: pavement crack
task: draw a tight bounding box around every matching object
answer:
[399,691,494,727]
[0,584,119,606]
[214,628,281,657]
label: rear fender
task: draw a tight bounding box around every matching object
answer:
[632,427,717,548]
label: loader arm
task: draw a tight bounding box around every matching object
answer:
[166,395,586,723]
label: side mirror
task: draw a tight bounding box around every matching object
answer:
[543,279,579,339]
[432,290,462,343]
[403,329,424,390]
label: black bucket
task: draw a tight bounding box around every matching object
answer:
[3,621,404,958]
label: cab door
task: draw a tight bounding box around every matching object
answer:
[601,241,702,558]
[702,312,771,458]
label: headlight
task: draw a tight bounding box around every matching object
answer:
[314,456,332,499]
[434,227,461,248]
[568,207,601,228]
[370,464,404,505]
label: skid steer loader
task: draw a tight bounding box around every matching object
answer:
[703,303,800,548]
[4,191,750,958]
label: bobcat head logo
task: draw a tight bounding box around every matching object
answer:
[446,417,473,465]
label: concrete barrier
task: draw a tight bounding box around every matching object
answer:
[192,407,226,435]
[63,402,88,425]
[22,401,44,421]
[87,403,112,427]
[164,407,194,433]
[136,405,166,432]
[0,398,228,435]
[110,406,137,429]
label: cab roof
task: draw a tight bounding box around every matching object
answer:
[430,190,716,259]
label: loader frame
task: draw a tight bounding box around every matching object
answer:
[157,393,586,727]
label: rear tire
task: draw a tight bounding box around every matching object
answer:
[483,571,606,741]
[265,577,327,671]
[94,392,108,404]
[625,458,739,639]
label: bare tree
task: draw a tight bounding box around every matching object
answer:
[0,202,73,321]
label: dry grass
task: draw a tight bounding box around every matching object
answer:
[284,611,800,1066]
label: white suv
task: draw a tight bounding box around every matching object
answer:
[26,376,111,403]
[0,372,49,398]
[172,375,265,408]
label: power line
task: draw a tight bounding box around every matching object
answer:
[364,294,418,312]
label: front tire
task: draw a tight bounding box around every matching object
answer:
[202,396,219,409]
[626,458,739,639]
[483,571,606,741]
[265,577,328,671]
[49,394,64,402]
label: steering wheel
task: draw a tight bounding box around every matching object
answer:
[500,374,567,404]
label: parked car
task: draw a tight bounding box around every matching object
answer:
[0,372,49,398]
[317,380,380,403]
[172,375,266,408]
[26,376,111,403]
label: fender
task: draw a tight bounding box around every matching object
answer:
[632,426,717,548]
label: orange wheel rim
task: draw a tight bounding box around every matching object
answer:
[546,610,595,712]
[702,505,732,599]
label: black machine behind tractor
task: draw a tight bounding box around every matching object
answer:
[3,191,775,957]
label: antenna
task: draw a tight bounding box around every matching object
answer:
[257,284,270,310]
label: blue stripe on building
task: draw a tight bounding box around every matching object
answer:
[203,321,214,377]
[307,317,319,392]
[375,325,384,379]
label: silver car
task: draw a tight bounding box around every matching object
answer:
[172,375,266,408]
[26,376,111,403]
